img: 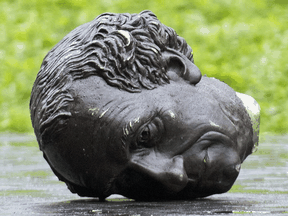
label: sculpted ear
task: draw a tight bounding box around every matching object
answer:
[236,92,260,152]
[163,50,202,85]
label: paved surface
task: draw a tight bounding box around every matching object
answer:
[1,134,288,215]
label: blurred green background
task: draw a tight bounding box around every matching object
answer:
[0,0,287,135]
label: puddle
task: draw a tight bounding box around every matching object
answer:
[1,134,288,215]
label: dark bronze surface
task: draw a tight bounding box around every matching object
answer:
[30,11,260,200]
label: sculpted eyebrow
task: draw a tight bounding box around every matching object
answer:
[121,117,140,152]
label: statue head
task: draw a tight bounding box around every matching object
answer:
[30,10,260,200]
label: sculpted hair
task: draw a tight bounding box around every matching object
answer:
[30,10,194,147]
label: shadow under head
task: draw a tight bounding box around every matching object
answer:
[30,10,260,201]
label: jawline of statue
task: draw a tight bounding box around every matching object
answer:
[30,10,260,201]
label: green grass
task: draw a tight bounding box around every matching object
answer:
[1,0,288,134]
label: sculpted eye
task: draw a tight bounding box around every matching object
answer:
[130,117,164,150]
[139,126,150,144]
[137,125,158,148]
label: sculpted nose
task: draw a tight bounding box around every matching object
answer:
[129,153,188,192]
[163,50,202,85]
[163,156,189,191]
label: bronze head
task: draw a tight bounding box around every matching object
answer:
[30,10,260,200]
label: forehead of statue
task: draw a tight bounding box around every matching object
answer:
[69,75,199,115]
[69,75,237,133]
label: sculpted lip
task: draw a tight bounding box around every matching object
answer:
[187,178,198,184]
[175,127,235,157]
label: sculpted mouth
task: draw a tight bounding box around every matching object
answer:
[180,131,240,194]
[188,178,197,183]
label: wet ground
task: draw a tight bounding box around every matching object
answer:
[0,134,287,215]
